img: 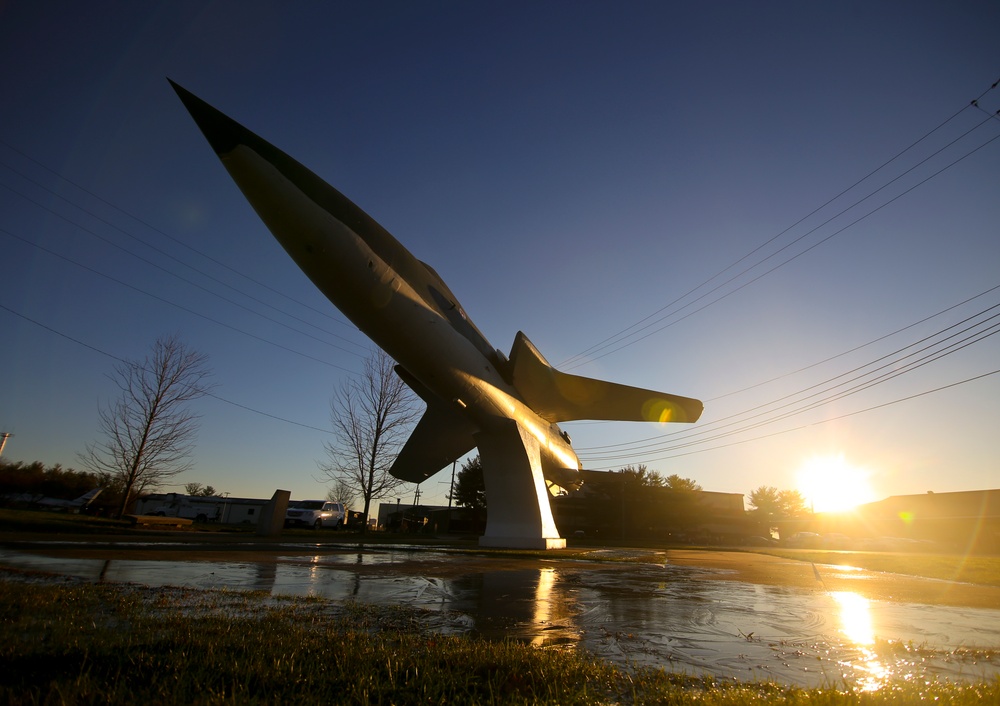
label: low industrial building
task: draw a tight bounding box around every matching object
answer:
[552,484,749,541]
[777,488,1000,553]
[376,502,455,533]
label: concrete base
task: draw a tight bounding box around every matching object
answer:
[476,419,566,550]
[479,536,567,550]
[256,489,290,537]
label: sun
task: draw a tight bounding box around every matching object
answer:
[796,454,876,514]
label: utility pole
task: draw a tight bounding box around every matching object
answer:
[449,460,456,507]
[617,470,626,541]
[0,432,11,458]
[412,484,421,506]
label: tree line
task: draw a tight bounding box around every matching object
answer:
[0,460,105,502]
[0,459,223,513]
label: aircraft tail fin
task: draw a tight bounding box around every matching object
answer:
[508,332,703,424]
[75,488,103,504]
[389,367,478,483]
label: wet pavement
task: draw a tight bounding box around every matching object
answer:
[2,541,999,690]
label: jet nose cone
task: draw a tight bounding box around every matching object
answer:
[168,79,249,156]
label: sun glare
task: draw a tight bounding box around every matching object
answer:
[796,454,876,514]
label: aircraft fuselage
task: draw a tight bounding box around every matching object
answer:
[219,144,580,478]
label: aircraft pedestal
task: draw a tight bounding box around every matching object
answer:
[476,420,566,550]
[479,535,567,550]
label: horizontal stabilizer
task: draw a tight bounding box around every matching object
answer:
[390,368,478,483]
[509,332,703,424]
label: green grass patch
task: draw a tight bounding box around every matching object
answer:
[751,549,1000,588]
[1,577,997,704]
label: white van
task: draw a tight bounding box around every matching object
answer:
[284,500,345,529]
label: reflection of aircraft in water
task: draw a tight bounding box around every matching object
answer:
[447,567,580,647]
[11,488,104,513]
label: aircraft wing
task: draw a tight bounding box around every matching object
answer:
[509,332,703,424]
[390,367,478,483]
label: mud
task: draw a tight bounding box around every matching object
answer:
[2,539,998,689]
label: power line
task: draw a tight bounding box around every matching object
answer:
[566,116,1000,369]
[576,290,1000,462]
[0,136,360,335]
[0,226,358,374]
[580,313,1000,460]
[0,169,368,358]
[592,368,1000,467]
[561,78,1000,370]
[594,317,1000,461]
[574,123,1000,371]
[706,282,1000,402]
[0,301,332,434]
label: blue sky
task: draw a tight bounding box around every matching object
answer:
[1,1,998,510]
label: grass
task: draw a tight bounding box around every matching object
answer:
[1,576,998,705]
[751,548,1000,588]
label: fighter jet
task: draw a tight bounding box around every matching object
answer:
[171,81,702,548]
[37,487,103,512]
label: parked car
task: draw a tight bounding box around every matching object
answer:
[784,531,822,548]
[744,535,778,546]
[284,500,345,529]
[822,533,853,549]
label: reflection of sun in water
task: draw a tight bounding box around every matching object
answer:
[531,568,558,647]
[832,591,890,691]
[833,591,874,645]
[797,454,876,513]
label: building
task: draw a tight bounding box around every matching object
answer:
[855,489,1000,552]
[551,478,748,542]
[779,489,1000,553]
[375,502,456,533]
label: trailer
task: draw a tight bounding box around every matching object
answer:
[135,493,267,525]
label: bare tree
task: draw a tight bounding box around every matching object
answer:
[326,477,358,510]
[80,335,212,518]
[319,349,419,531]
[184,482,219,497]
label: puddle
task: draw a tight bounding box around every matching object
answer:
[1,545,998,689]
